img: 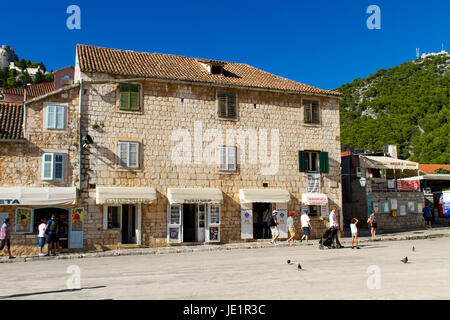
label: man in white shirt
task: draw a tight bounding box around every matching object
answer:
[38,218,47,257]
[328,207,343,248]
[300,210,312,245]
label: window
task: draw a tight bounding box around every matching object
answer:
[211,65,223,75]
[119,83,140,111]
[107,206,121,229]
[308,205,320,217]
[218,146,237,171]
[209,205,221,224]
[46,105,66,129]
[42,153,65,180]
[118,142,139,169]
[299,151,329,173]
[303,100,320,124]
[217,92,237,119]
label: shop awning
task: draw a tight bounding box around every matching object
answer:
[96,187,157,204]
[0,187,77,206]
[167,188,223,204]
[239,189,290,203]
[301,193,328,206]
[361,156,419,170]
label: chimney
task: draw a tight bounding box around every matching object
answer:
[388,145,398,158]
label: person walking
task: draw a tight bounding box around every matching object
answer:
[269,210,279,245]
[329,207,343,248]
[422,204,432,228]
[0,218,15,259]
[300,209,312,245]
[45,214,59,256]
[350,218,360,249]
[286,212,296,245]
[367,210,377,240]
[38,218,48,257]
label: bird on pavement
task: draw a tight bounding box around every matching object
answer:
[401,257,408,263]
[298,264,302,270]
[412,246,415,252]
[287,259,291,264]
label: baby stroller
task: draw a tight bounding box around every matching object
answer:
[319,228,334,249]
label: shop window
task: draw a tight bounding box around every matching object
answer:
[107,206,121,229]
[45,105,66,130]
[118,141,139,169]
[42,153,65,181]
[170,205,181,225]
[299,151,329,173]
[303,99,320,124]
[218,146,237,171]
[209,205,221,224]
[217,92,237,119]
[308,205,320,217]
[369,168,381,178]
[119,83,141,111]
[15,208,33,233]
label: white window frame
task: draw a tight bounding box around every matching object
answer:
[41,153,65,181]
[118,141,140,169]
[218,146,237,171]
[14,207,34,234]
[103,205,122,230]
[45,104,66,130]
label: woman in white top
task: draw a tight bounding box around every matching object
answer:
[350,218,360,249]
[38,219,48,256]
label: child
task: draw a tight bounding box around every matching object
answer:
[350,218,360,249]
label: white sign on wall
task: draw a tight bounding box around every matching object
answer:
[276,203,288,239]
[240,204,253,239]
[321,204,329,218]
[307,173,321,193]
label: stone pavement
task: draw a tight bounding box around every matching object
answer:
[2,226,450,264]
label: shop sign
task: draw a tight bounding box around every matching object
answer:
[307,173,320,193]
[240,204,253,239]
[0,199,20,205]
[396,180,420,191]
[71,207,84,224]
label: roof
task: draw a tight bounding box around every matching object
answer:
[0,102,24,140]
[2,81,55,99]
[77,44,342,97]
[399,174,450,181]
[419,164,450,174]
[361,156,419,170]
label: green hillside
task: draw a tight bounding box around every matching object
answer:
[336,54,450,164]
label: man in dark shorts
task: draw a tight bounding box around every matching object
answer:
[0,218,15,259]
[45,214,59,256]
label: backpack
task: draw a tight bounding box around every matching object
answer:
[48,220,58,232]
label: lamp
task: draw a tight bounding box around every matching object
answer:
[82,135,93,148]
[359,177,367,187]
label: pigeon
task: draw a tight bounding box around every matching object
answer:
[401,257,408,263]
[287,259,291,264]
[298,263,302,270]
[412,246,415,252]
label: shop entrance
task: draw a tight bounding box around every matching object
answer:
[182,203,206,242]
[252,203,272,239]
[122,204,136,244]
[33,207,69,249]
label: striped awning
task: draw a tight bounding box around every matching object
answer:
[96,187,157,204]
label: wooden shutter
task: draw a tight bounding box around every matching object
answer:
[304,101,312,123]
[42,153,53,180]
[119,84,130,110]
[312,101,320,124]
[298,150,306,172]
[320,151,329,173]
[227,94,237,118]
[218,93,228,117]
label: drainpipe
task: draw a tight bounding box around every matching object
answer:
[78,79,83,192]
[23,85,27,137]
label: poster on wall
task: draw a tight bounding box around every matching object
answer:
[398,203,407,216]
[373,202,380,213]
[388,180,395,189]
[407,201,416,213]
[209,227,219,241]
[15,208,32,233]
[71,207,84,231]
[169,227,180,242]
[276,203,288,239]
[321,204,329,218]
[366,194,373,215]
[443,192,450,218]
[240,204,253,239]
[307,173,320,193]
[381,200,390,213]
[390,198,398,210]
[396,180,420,191]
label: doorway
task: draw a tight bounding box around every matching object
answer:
[33,207,69,248]
[121,204,136,244]
[252,203,272,239]
[182,203,206,242]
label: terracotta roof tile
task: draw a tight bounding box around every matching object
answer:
[419,164,450,174]
[0,102,24,140]
[2,81,55,99]
[77,44,342,97]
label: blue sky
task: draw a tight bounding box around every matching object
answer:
[1,0,449,90]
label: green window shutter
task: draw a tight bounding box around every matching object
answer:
[312,101,320,124]
[227,94,237,118]
[129,92,140,110]
[304,101,312,123]
[319,151,329,173]
[119,84,140,110]
[299,150,306,172]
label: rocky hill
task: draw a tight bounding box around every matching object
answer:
[336,53,450,164]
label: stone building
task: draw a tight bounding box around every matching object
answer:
[0,44,343,254]
[342,152,425,230]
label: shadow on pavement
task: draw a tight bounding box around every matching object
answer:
[0,285,106,299]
